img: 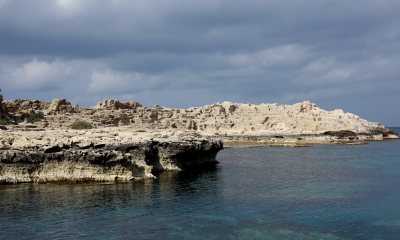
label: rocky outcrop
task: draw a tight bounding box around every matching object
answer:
[4,99,51,114]
[0,88,397,184]
[94,99,142,110]
[125,100,398,138]
[44,99,73,115]
[0,130,222,184]
[0,89,397,138]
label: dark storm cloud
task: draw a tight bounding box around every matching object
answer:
[0,0,399,126]
[2,0,398,56]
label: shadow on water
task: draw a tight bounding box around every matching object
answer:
[0,166,225,239]
[0,169,355,239]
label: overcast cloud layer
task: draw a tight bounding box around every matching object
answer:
[0,0,399,126]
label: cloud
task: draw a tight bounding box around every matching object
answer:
[0,0,8,8]
[6,59,69,91]
[0,58,105,101]
[302,58,337,72]
[228,45,309,67]
[0,0,399,125]
[87,70,165,94]
[284,87,353,103]
[0,0,397,57]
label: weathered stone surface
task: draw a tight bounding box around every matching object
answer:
[94,99,142,110]
[0,129,222,183]
[221,130,390,147]
[123,100,397,138]
[44,99,73,115]
[323,130,357,138]
[4,99,51,114]
[0,88,398,184]
[1,88,397,138]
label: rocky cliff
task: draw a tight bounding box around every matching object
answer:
[0,129,222,184]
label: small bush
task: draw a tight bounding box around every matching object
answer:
[21,112,44,124]
[0,118,17,125]
[71,121,92,129]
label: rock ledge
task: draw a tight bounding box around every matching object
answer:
[0,129,222,184]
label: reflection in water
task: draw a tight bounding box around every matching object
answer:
[0,167,226,239]
[1,132,400,239]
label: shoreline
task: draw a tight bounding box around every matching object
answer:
[0,128,223,185]
[0,127,397,185]
[1,92,398,185]
[216,130,398,147]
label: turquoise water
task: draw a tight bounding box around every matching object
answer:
[1,128,400,239]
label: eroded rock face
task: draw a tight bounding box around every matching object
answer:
[4,99,51,114]
[45,99,73,115]
[94,99,142,110]
[0,130,222,184]
[126,100,398,138]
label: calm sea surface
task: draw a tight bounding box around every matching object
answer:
[1,128,400,240]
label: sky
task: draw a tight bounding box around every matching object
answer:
[0,0,399,126]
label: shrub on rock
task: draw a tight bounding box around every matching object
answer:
[21,113,44,124]
[70,121,92,129]
[0,118,17,125]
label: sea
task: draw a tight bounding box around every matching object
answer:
[1,127,400,240]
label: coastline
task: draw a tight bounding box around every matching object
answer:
[1,91,398,184]
[217,129,399,148]
[1,126,397,184]
[0,127,223,184]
